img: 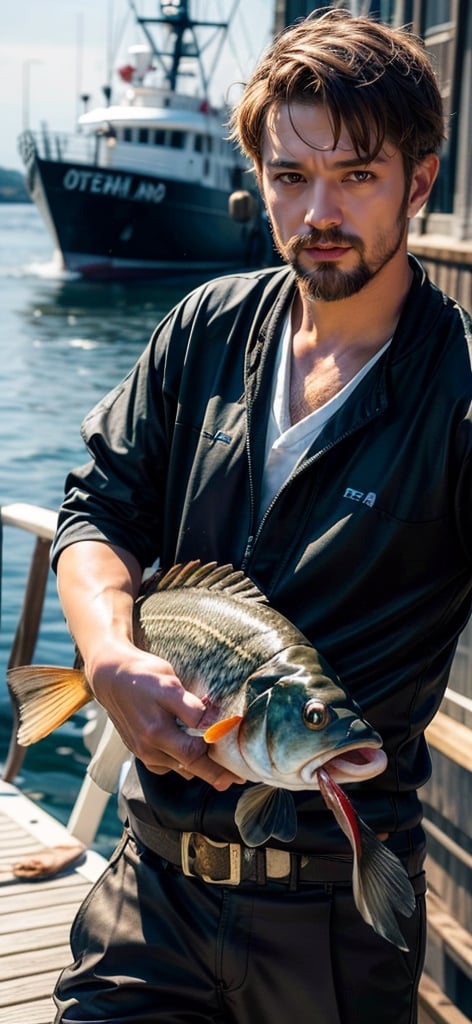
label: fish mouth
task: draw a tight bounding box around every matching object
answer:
[300,745,388,785]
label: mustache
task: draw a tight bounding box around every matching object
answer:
[288,229,363,256]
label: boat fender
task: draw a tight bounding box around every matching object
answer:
[229,190,257,224]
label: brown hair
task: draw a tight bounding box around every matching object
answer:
[230,8,445,181]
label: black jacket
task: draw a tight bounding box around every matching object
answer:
[52,257,472,858]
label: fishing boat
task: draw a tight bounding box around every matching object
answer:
[16,1,274,280]
[0,501,471,1022]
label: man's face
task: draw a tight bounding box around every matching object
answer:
[259,101,413,302]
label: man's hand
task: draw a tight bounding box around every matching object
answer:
[88,642,244,790]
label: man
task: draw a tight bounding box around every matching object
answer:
[52,9,471,1024]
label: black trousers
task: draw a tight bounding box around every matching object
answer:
[54,831,426,1024]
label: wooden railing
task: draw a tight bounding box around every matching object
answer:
[1,501,471,1022]
[422,703,472,1023]
[1,502,112,843]
[408,234,472,311]
[1,503,57,781]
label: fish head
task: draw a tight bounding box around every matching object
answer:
[237,645,387,789]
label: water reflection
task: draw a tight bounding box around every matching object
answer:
[20,273,210,348]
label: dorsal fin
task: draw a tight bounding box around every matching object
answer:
[147,560,268,603]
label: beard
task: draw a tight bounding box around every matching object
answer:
[271,206,409,303]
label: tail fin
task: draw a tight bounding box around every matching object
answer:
[317,766,416,949]
[353,816,416,951]
[7,665,91,744]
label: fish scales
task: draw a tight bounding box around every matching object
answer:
[134,585,310,707]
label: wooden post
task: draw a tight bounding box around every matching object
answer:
[2,534,52,782]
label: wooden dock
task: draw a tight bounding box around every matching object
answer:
[0,780,106,1024]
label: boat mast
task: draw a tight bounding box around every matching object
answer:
[127,0,234,97]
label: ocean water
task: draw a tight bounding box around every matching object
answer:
[0,203,206,855]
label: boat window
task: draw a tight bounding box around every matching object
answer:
[123,127,133,143]
[194,134,214,153]
[154,130,166,146]
[170,131,186,149]
[139,128,149,144]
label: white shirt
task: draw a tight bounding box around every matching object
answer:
[259,314,391,516]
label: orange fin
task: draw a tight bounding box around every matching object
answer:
[203,715,243,743]
[7,665,92,745]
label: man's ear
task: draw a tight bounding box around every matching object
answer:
[407,153,440,218]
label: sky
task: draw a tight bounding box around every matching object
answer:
[0,0,274,172]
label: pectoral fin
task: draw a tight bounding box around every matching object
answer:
[235,784,298,847]
[203,716,243,742]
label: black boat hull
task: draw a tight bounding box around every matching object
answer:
[20,139,272,280]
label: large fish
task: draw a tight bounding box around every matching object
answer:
[8,561,415,948]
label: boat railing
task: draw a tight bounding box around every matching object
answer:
[18,128,100,167]
[1,501,472,1022]
[0,502,113,845]
[20,127,143,171]
[18,127,233,186]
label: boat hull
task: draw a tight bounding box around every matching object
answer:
[20,140,273,280]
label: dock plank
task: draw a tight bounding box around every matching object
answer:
[0,969,66,1005]
[0,945,73,979]
[0,880,91,917]
[0,897,90,937]
[0,781,106,1024]
[2,924,79,955]
[0,999,56,1024]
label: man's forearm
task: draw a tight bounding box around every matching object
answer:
[56,540,143,682]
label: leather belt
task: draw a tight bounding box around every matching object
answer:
[180,832,355,887]
[128,817,355,889]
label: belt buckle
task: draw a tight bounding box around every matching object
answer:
[181,832,241,885]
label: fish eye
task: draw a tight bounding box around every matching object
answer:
[303,699,330,731]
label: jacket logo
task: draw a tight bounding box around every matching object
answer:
[203,430,232,444]
[343,487,376,507]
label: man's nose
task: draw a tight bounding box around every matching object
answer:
[303,180,342,230]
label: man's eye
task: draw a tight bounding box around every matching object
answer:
[347,170,373,183]
[278,173,304,184]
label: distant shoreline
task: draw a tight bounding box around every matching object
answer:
[0,167,31,203]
